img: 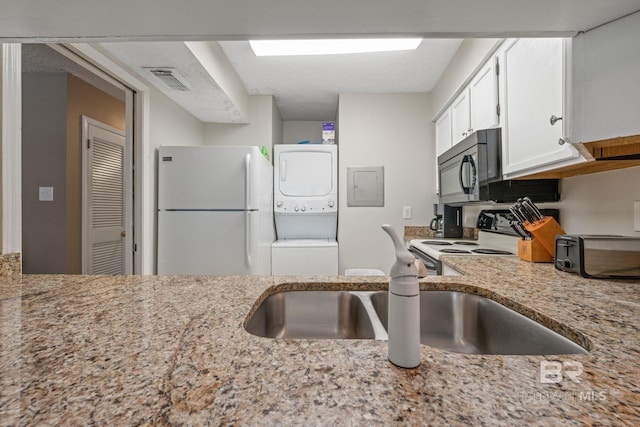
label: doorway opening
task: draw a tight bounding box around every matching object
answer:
[21,44,134,274]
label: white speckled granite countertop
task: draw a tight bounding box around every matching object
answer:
[1,257,639,425]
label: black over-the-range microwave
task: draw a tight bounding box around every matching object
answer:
[437,128,560,205]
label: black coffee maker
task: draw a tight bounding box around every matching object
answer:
[430,203,463,238]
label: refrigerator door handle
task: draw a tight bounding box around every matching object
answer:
[244,211,252,268]
[244,153,252,210]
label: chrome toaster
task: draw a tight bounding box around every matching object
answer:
[554,235,640,279]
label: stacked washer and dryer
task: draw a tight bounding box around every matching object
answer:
[271,144,339,275]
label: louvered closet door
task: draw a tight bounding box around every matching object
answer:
[86,120,126,274]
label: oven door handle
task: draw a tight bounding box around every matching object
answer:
[459,154,477,195]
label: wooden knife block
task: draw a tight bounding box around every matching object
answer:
[522,216,566,258]
[518,238,554,263]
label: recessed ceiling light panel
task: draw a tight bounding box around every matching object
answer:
[250,38,422,56]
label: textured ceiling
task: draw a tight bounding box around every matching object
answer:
[100,42,249,123]
[11,1,637,123]
[219,39,463,121]
[21,44,125,102]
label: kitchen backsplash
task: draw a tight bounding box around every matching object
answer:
[404,225,477,240]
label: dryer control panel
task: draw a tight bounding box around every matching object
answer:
[274,198,337,213]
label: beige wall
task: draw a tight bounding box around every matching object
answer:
[337,93,435,274]
[203,95,281,155]
[147,85,205,273]
[282,121,328,144]
[271,97,283,149]
[66,74,126,273]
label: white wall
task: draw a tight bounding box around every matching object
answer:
[558,166,640,236]
[282,121,327,144]
[338,93,435,274]
[203,95,280,154]
[271,97,283,148]
[148,86,205,273]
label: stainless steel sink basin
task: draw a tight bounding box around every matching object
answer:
[245,289,588,355]
[245,291,376,339]
[369,291,587,355]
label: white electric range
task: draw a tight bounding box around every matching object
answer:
[409,231,518,275]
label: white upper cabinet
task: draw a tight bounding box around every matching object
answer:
[572,11,640,144]
[469,57,499,132]
[500,38,581,178]
[450,88,471,144]
[434,46,500,155]
[435,107,453,157]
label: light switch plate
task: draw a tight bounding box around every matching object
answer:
[634,201,640,232]
[403,206,412,219]
[39,186,54,202]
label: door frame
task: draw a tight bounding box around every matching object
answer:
[1,44,22,256]
[4,43,153,274]
[81,116,130,274]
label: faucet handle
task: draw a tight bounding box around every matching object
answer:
[382,224,418,279]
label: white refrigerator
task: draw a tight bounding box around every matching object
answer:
[157,146,274,275]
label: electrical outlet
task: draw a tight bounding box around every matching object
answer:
[634,201,640,232]
[403,206,412,219]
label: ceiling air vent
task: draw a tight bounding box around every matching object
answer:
[142,67,193,91]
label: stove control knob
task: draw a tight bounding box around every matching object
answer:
[301,206,307,212]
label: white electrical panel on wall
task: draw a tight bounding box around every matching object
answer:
[347,166,384,207]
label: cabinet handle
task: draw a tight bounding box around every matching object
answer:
[550,115,563,126]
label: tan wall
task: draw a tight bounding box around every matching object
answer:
[66,74,125,273]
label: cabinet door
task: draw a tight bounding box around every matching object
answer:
[469,57,499,131]
[451,88,471,144]
[435,107,453,156]
[434,107,453,194]
[502,38,579,177]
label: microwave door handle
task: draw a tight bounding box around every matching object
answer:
[468,155,477,193]
[459,155,471,194]
[458,156,467,192]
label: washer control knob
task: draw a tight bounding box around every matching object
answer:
[328,200,335,208]
[276,201,283,207]
[301,206,307,212]
[294,206,300,212]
